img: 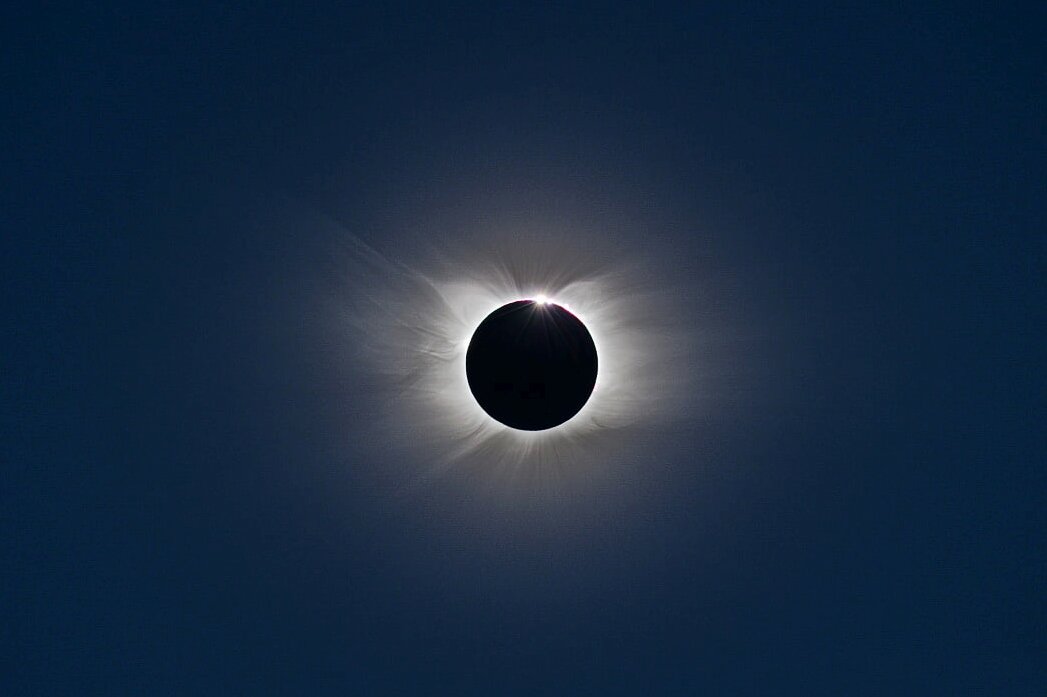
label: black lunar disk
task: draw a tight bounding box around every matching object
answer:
[466,300,598,431]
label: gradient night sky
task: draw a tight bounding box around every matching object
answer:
[4,4,1045,695]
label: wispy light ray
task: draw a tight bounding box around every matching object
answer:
[319,217,715,501]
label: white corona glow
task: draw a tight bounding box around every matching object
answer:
[325,222,710,496]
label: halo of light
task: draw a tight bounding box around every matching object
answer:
[313,216,726,507]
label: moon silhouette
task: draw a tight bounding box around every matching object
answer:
[466,299,598,431]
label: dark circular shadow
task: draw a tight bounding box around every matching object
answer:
[466,299,598,431]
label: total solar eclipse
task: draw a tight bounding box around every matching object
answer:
[466,299,598,431]
[326,224,703,474]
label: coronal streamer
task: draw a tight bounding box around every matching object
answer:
[315,215,722,503]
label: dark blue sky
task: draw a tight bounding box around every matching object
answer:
[4,4,1044,694]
